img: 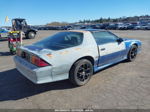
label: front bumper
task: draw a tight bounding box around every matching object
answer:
[14,56,53,84]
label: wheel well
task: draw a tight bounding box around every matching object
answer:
[76,56,94,65]
[69,56,95,74]
[27,30,36,34]
[128,43,138,56]
[132,43,138,48]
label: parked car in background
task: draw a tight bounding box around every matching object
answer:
[134,25,141,30]
[61,25,73,30]
[100,23,110,29]
[37,22,150,31]
[106,23,118,30]
[117,23,128,30]
[142,25,150,30]
[133,25,148,30]
[146,25,150,30]
[0,28,10,39]
[79,25,100,29]
[125,23,134,30]
[14,29,141,86]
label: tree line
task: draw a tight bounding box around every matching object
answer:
[78,15,150,23]
[46,15,150,26]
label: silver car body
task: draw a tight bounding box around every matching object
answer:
[14,29,141,84]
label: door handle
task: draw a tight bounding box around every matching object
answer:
[101,48,106,51]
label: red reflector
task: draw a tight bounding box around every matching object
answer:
[31,55,49,67]
[38,59,49,67]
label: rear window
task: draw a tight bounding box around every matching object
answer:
[34,32,83,50]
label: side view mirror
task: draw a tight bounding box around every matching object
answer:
[117,38,123,43]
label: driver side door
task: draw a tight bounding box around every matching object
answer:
[92,31,126,66]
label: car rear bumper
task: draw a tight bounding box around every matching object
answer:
[14,56,53,84]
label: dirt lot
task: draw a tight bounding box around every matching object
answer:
[0,30,150,109]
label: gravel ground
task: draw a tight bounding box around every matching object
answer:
[0,30,150,109]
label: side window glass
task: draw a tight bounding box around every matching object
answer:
[92,31,118,45]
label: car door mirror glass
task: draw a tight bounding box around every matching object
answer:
[117,38,123,43]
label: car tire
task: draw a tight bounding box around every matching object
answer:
[127,45,138,62]
[69,59,93,86]
[26,31,36,39]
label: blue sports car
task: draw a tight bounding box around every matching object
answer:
[14,29,141,86]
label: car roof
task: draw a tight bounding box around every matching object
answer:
[13,18,25,20]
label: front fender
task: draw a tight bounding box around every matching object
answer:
[124,39,142,54]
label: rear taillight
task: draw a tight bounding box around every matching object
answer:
[31,55,49,67]
[17,49,49,67]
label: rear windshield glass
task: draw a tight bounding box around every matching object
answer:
[34,32,83,50]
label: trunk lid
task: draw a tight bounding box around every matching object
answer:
[18,45,53,65]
